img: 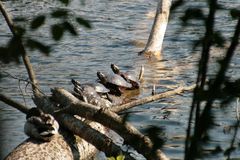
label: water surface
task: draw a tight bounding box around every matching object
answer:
[1,0,240,159]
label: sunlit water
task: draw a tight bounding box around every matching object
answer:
[1,0,240,159]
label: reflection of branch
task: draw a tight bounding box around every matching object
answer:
[111,84,195,113]
[0,93,29,114]
[0,1,40,97]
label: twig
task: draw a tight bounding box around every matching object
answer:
[236,98,239,121]
[17,79,27,107]
[111,84,195,113]
[0,1,41,97]
[3,71,45,96]
[0,93,29,114]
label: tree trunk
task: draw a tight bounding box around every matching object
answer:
[141,0,172,57]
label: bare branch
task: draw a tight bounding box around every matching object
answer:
[56,113,135,160]
[0,1,41,97]
[0,93,29,114]
[3,71,45,96]
[111,84,196,113]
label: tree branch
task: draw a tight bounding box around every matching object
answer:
[0,1,41,97]
[56,113,135,160]
[0,93,29,114]
[52,88,169,160]
[111,84,195,113]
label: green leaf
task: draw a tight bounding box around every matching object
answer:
[107,157,116,160]
[230,9,240,19]
[51,24,64,41]
[76,17,91,28]
[26,38,50,55]
[31,15,46,29]
[58,0,69,5]
[13,17,27,22]
[116,155,125,160]
[51,10,68,18]
[0,47,20,64]
[14,25,26,37]
[212,31,225,47]
[62,21,77,35]
[0,37,23,64]
[181,8,205,24]
[170,0,184,11]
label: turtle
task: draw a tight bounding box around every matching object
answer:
[71,79,109,97]
[71,79,112,108]
[24,108,59,142]
[110,64,144,89]
[97,71,132,96]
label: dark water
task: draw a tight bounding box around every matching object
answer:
[1,0,240,159]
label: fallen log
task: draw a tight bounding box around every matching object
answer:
[4,93,134,160]
[2,96,100,160]
[52,88,169,160]
[3,83,194,160]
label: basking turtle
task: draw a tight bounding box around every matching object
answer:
[72,79,109,97]
[94,83,110,95]
[71,79,112,108]
[111,64,144,89]
[97,71,132,96]
[24,108,59,142]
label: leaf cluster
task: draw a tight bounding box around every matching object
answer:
[107,155,125,160]
[0,0,91,64]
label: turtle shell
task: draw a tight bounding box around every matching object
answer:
[123,72,138,83]
[121,72,140,89]
[93,83,110,93]
[106,74,132,88]
[72,79,109,94]
[97,72,132,88]
[110,64,139,89]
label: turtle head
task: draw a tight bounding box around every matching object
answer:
[97,71,107,82]
[111,64,120,74]
[71,79,81,87]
